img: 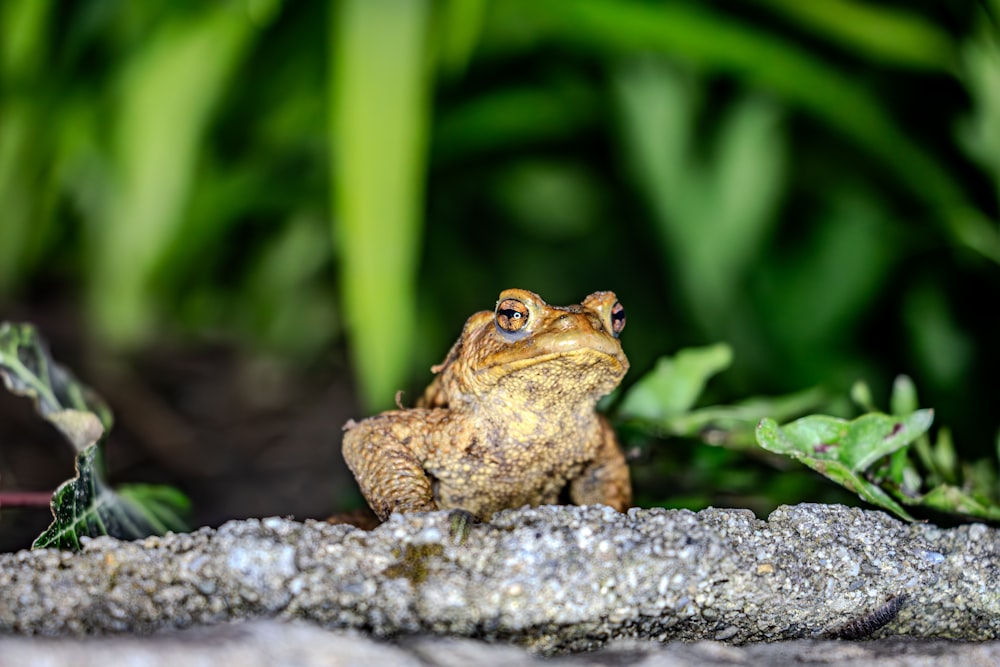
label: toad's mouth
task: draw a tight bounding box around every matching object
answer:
[478,343,628,377]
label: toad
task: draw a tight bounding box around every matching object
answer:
[342,288,632,521]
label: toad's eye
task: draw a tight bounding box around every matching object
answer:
[610,301,626,337]
[495,298,530,333]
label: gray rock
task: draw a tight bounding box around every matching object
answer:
[0,621,998,667]
[1,504,998,654]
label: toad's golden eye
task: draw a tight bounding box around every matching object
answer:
[610,301,626,337]
[495,298,530,333]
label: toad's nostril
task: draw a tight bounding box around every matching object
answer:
[556,314,572,328]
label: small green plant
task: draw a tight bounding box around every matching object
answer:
[619,344,1000,523]
[0,322,190,550]
[617,343,828,449]
[756,375,1000,522]
[755,409,932,521]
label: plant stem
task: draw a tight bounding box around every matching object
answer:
[0,491,52,508]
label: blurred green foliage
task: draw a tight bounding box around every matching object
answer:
[2,0,999,510]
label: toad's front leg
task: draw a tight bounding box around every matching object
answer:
[341,409,442,521]
[568,415,632,512]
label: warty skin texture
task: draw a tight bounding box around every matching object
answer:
[342,288,632,521]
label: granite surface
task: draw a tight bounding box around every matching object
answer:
[1,504,997,654]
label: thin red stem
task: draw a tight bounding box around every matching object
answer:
[0,491,52,508]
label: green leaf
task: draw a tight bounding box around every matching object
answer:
[932,427,959,484]
[0,321,112,439]
[889,374,938,482]
[0,322,189,550]
[117,484,193,533]
[619,344,827,448]
[618,343,733,422]
[889,375,919,416]
[32,449,190,550]
[850,380,876,413]
[915,484,1000,522]
[755,410,934,521]
[330,0,433,410]
[660,386,827,446]
[764,410,934,473]
[752,0,955,72]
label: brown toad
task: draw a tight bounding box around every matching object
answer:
[341,288,632,521]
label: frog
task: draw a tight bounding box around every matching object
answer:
[341,288,632,522]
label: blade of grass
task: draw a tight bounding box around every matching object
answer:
[329,0,433,409]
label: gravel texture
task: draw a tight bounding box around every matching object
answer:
[1,503,998,654]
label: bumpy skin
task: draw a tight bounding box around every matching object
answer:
[342,288,632,521]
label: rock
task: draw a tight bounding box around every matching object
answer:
[0,504,997,654]
[0,621,998,667]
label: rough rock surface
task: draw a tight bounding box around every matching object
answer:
[1,621,999,667]
[1,504,998,654]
